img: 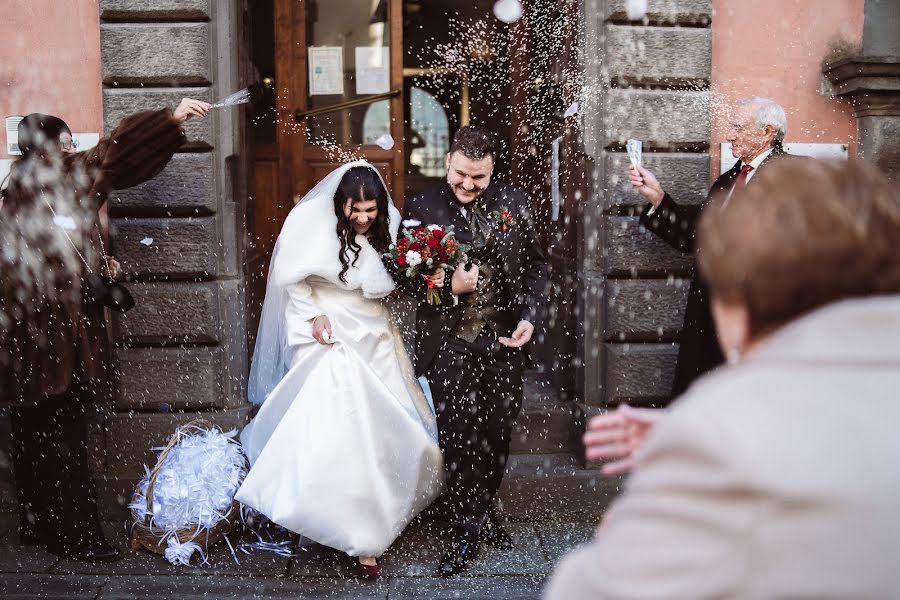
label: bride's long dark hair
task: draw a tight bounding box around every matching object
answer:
[333,166,392,283]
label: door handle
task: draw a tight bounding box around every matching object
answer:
[294,89,401,121]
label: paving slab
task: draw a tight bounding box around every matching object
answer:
[0,573,106,599]
[53,521,292,577]
[536,522,595,565]
[99,575,388,599]
[466,524,550,577]
[289,541,363,578]
[387,575,546,600]
[295,520,555,579]
[0,527,60,573]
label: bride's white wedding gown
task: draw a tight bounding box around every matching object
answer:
[236,276,444,557]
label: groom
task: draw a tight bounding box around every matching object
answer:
[395,126,549,576]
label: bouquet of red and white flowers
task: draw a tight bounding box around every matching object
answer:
[386,220,470,305]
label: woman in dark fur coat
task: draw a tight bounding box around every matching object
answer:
[0,98,209,561]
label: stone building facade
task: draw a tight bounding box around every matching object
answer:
[4,0,889,519]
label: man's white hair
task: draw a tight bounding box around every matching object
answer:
[739,97,787,143]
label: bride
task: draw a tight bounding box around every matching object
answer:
[235,161,444,577]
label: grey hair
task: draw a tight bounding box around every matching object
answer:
[739,97,787,143]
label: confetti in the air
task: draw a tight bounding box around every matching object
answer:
[375,133,395,150]
[564,101,579,118]
[625,0,648,20]
[140,237,154,246]
[493,0,523,24]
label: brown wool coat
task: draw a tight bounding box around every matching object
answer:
[1,109,186,407]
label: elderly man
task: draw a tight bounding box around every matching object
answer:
[629,97,789,397]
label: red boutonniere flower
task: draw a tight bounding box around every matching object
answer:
[490,208,515,233]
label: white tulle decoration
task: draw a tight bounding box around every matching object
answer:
[129,426,247,565]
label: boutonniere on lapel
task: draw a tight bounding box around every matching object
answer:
[489,208,515,233]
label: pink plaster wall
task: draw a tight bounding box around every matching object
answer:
[0,0,102,159]
[710,0,864,177]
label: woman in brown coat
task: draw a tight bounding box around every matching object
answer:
[0,98,209,561]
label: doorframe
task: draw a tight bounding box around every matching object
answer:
[273,0,405,207]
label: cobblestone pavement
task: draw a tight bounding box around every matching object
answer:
[0,514,595,599]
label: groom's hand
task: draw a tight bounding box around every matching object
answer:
[499,320,534,348]
[451,262,479,295]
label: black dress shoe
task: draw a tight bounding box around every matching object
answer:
[480,517,513,550]
[439,535,480,577]
[48,542,123,563]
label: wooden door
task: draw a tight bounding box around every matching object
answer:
[275,0,405,205]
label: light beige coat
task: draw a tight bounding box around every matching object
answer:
[546,296,900,599]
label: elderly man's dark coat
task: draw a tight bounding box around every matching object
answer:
[639,146,787,398]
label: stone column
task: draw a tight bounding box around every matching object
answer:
[574,0,712,438]
[824,0,900,180]
[97,0,250,517]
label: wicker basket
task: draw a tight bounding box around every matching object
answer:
[130,419,242,556]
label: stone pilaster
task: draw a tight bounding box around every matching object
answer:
[97,0,250,517]
[575,0,712,422]
[823,0,900,180]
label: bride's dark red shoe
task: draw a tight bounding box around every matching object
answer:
[358,562,381,579]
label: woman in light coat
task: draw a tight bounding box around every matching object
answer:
[546,158,900,599]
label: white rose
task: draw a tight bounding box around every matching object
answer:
[402,219,422,228]
[405,250,422,267]
[426,224,440,231]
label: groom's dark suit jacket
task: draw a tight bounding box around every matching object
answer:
[396,181,549,378]
[639,145,788,398]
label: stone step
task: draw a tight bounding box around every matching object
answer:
[497,453,623,522]
[510,400,575,455]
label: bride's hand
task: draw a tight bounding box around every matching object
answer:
[312,315,333,345]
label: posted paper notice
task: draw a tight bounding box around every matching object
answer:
[309,47,344,96]
[355,47,390,95]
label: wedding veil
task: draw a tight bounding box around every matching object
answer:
[247,160,401,405]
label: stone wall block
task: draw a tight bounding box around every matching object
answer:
[604,343,678,405]
[605,279,689,340]
[104,409,250,475]
[101,0,212,21]
[101,24,211,85]
[112,281,221,344]
[103,88,212,146]
[604,216,694,275]
[605,25,711,86]
[606,0,712,24]
[604,151,709,210]
[114,347,225,410]
[605,90,710,148]
[109,153,216,216]
[111,216,219,278]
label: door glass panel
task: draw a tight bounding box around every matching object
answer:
[409,87,448,177]
[305,0,391,145]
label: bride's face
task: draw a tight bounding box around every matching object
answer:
[344,198,379,235]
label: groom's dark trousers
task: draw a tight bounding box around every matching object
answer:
[426,330,524,533]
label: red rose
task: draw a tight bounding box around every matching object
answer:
[398,254,407,267]
[410,242,423,253]
[432,229,446,240]
[427,238,440,250]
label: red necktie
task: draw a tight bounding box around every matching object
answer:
[734,164,754,187]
